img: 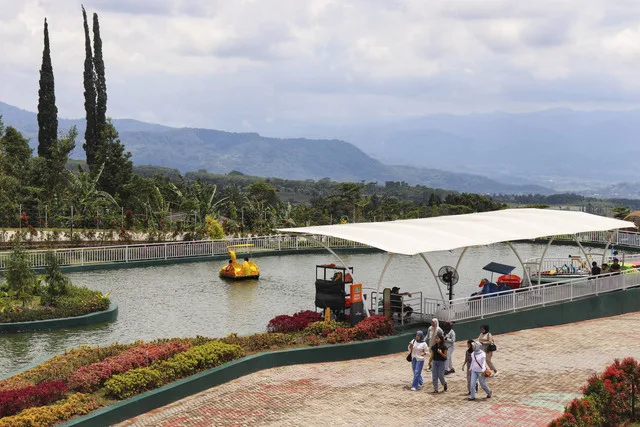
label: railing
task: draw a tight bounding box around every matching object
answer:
[545,230,640,247]
[364,290,424,325]
[422,269,640,322]
[0,235,368,270]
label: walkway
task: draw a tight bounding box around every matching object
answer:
[118,313,640,427]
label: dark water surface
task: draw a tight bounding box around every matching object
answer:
[0,243,581,377]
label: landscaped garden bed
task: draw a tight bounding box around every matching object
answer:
[0,246,110,324]
[0,311,395,426]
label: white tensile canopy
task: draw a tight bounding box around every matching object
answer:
[277,208,635,256]
[277,209,636,312]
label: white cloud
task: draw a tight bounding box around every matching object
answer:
[1,0,640,132]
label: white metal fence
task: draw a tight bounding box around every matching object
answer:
[0,235,368,270]
[421,270,640,322]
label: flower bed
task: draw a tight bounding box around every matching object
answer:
[0,313,395,426]
[68,342,192,392]
[0,380,67,418]
[0,286,110,323]
[103,341,245,399]
[0,393,100,427]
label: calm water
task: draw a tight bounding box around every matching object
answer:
[0,242,585,377]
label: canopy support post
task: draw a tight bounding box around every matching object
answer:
[454,247,468,272]
[374,253,396,314]
[536,237,555,287]
[307,235,370,317]
[505,242,532,289]
[419,253,447,304]
[573,235,591,268]
[602,232,616,265]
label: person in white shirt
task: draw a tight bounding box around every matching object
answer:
[468,342,492,400]
[408,330,428,391]
[443,321,456,374]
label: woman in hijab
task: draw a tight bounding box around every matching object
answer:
[408,330,428,391]
[468,342,492,400]
[478,324,498,376]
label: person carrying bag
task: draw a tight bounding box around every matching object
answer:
[408,331,428,391]
[468,342,492,401]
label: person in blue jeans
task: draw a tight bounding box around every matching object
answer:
[408,330,428,390]
[469,342,492,400]
[428,333,448,393]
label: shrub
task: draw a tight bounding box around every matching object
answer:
[551,357,640,426]
[327,315,394,344]
[104,341,244,399]
[303,320,350,337]
[0,393,100,427]
[68,342,191,392]
[267,310,322,333]
[220,332,295,352]
[0,380,68,418]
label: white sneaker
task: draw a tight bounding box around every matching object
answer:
[492,371,499,377]
[411,387,417,391]
[418,384,424,389]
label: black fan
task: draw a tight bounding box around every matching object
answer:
[438,265,459,300]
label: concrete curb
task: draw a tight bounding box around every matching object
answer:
[0,302,118,334]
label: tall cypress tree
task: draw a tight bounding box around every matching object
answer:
[37,18,58,159]
[93,12,107,143]
[82,5,97,169]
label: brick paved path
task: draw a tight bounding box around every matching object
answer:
[118,313,640,427]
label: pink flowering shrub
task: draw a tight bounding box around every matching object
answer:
[326,315,394,343]
[68,342,191,392]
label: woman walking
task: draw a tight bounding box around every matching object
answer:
[408,330,428,391]
[478,324,498,376]
[468,342,492,400]
[461,339,477,395]
[443,321,456,374]
[428,334,448,393]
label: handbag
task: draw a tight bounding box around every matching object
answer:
[487,343,497,352]
[407,339,414,362]
[473,353,492,377]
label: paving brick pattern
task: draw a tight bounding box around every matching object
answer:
[117,313,640,427]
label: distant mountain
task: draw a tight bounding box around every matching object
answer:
[257,109,640,185]
[0,101,553,194]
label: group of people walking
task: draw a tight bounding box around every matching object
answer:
[408,320,497,401]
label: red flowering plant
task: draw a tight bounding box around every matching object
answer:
[0,380,67,418]
[267,310,322,333]
[19,211,29,227]
[550,357,640,426]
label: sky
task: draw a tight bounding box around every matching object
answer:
[2,0,640,132]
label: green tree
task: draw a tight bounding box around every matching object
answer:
[82,5,97,169]
[4,240,35,306]
[612,206,631,220]
[0,126,33,181]
[42,251,69,304]
[92,12,107,141]
[95,120,132,197]
[37,18,58,159]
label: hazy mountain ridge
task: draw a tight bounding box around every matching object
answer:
[0,101,585,195]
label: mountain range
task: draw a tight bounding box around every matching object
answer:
[0,101,554,195]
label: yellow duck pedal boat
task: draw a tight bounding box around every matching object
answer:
[219,245,260,280]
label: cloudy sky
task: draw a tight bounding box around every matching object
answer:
[2,0,640,132]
